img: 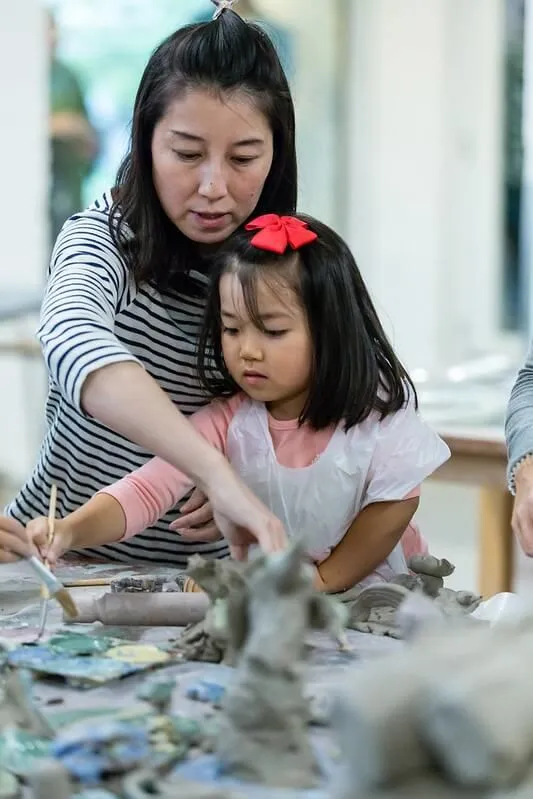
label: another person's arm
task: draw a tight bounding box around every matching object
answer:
[50,66,98,165]
[50,111,98,162]
[506,339,533,553]
[313,498,419,593]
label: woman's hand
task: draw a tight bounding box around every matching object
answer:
[170,482,285,561]
[512,461,533,555]
[0,517,33,563]
[169,488,222,542]
[25,518,74,567]
[203,461,287,560]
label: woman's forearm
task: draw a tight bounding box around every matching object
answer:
[81,362,225,490]
[315,498,419,594]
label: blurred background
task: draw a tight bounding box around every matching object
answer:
[0,0,530,592]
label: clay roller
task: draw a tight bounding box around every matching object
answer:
[65,590,209,626]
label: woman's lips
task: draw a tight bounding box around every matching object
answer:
[190,211,231,230]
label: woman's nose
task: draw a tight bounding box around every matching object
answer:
[198,163,228,200]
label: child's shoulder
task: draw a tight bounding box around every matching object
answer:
[342,392,418,439]
[201,392,249,423]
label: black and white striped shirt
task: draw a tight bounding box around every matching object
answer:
[6,192,229,565]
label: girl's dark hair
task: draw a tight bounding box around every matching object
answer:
[110,10,296,292]
[198,215,418,430]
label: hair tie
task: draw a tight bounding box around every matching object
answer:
[245,214,318,254]
[211,0,239,20]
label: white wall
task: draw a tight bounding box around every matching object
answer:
[0,1,47,484]
[345,0,505,372]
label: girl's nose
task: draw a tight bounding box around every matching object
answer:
[240,336,263,362]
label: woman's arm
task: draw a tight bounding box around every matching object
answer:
[82,363,225,492]
[313,497,419,593]
[37,221,285,557]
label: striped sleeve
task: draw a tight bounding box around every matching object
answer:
[37,212,142,412]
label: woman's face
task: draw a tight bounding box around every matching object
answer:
[151,88,274,244]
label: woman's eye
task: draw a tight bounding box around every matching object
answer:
[173,151,201,161]
[223,326,239,336]
[232,156,258,165]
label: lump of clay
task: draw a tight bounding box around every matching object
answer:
[331,620,533,797]
[111,575,170,593]
[344,554,482,640]
[216,545,339,789]
[346,584,411,638]
[177,557,251,665]
[393,555,454,598]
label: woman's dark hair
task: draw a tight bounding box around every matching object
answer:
[110,9,296,292]
[198,215,418,430]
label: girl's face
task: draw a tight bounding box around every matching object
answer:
[151,88,274,244]
[219,270,313,420]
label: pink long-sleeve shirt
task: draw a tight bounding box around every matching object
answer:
[100,393,426,559]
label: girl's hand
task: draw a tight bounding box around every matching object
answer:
[0,517,33,563]
[25,517,74,567]
[169,488,222,542]
[203,462,287,560]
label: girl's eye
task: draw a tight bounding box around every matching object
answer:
[223,326,239,336]
[173,151,201,161]
[265,329,288,338]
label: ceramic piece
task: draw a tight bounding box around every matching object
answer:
[186,681,226,706]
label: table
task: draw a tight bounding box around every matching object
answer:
[0,561,401,799]
[430,426,511,598]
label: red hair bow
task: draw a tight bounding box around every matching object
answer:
[245,214,318,254]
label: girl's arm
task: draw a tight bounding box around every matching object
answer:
[25,493,127,565]
[313,497,419,593]
[311,395,448,592]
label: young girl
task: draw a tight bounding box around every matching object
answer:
[25,213,450,593]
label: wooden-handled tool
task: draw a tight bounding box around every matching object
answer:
[40,483,57,600]
[34,484,77,637]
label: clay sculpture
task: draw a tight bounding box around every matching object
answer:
[216,545,344,788]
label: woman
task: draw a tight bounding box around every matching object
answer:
[0,5,294,565]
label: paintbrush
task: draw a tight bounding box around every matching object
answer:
[36,483,57,637]
[40,483,57,599]
[31,484,77,620]
[28,556,78,618]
